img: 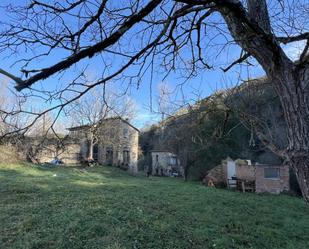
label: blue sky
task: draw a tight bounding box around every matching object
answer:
[0,1,306,130]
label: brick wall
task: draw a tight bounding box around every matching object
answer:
[206,158,290,194]
[255,165,289,193]
[235,160,255,181]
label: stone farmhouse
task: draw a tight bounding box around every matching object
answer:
[150,150,182,176]
[25,117,139,174]
[67,117,139,173]
[204,158,289,194]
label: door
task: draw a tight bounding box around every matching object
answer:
[93,144,99,162]
[123,150,130,164]
[227,160,236,187]
[106,149,113,165]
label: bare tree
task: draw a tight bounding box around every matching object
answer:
[0,1,308,202]
[157,82,176,121]
[68,89,136,161]
[0,79,30,138]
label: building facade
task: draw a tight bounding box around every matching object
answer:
[150,150,182,176]
[68,117,139,174]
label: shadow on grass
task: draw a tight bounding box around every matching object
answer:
[1,164,309,249]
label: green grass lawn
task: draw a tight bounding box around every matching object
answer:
[0,164,309,249]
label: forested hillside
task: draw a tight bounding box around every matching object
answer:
[140,79,286,180]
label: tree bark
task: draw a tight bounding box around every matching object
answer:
[276,68,309,202]
[290,152,309,202]
[247,0,271,34]
[217,0,309,202]
[87,133,94,161]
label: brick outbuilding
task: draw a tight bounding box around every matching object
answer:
[204,158,290,194]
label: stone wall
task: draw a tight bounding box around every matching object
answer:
[255,165,290,193]
[26,138,81,164]
[203,164,225,186]
[96,118,139,174]
[151,151,181,176]
[0,144,22,163]
[151,151,170,175]
[16,118,139,170]
[69,118,139,173]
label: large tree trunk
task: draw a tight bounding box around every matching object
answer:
[218,0,309,202]
[87,133,94,161]
[275,68,309,202]
[290,155,309,202]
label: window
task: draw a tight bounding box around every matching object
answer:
[109,128,115,138]
[70,130,77,137]
[156,155,159,162]
[123,150,130,164]
[170,156,177,165]
[264,167,280,179]
[123,128,129,138]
